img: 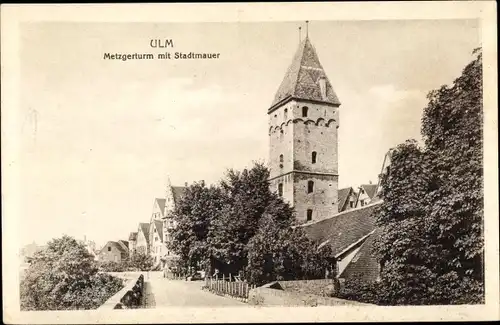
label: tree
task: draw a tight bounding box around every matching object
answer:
[208,162,295,275]
[246,214,336,286]
[420,49,484,303]
[20,235,124,310]
[126,251,154,271]
[373,50,484,305]
[168,181,225,273]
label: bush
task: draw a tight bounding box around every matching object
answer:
[98,261,126,272]
[20,235,125,310]
[338,279,381,305]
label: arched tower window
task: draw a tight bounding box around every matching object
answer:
[312,151,317,164]
[278,183,283,197]
[307,180,314,193]
[302,106,309,117]
[307,209,313,221]
[284,108,288,120]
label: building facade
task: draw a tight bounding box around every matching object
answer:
[268,36,341,224]
[97,240,129,263]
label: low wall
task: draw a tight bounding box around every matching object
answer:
[248,281,374,307]
[98,273,145,309]
[277,279,335,296]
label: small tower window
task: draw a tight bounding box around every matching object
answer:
[284,108,288,120]
[307,180,314,193]
[307,209,313,221]
[279,154,283,163]
[302,106,309,117]
[278,183,283,197]
[312,151,317,164]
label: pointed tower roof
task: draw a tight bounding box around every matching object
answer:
[269,36,341,112]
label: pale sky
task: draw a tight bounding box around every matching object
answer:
[18,20,480,248]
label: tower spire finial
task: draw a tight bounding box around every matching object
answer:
[305,20,309,38]
[299,26,302,43]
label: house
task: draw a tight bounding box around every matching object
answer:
[136,223,150,255]
[300,201,382,282]
[128,232,138,256]
[150,219,166,265]
[338,187,358,212]
[148,182,186,269]
[97,240,129,263]
[355,183,378,208]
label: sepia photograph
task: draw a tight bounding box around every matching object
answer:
[2,2,498,324]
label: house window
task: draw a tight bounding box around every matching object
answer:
[278,183,283,197]
[107,246,111,252]
[307,209,313,221]
[312,151,317,164]
[302,106,309,117]
[360,200,365,207]
[349,200,354,208]
[307,180,314,193]
[284,108,288,120]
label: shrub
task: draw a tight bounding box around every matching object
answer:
[20,235,125,310]
[338,279,381,305]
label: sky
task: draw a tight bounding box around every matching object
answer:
[17,20,480,248]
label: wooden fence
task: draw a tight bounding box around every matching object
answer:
[203,276,255,302]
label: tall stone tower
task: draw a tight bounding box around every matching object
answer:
[268,35,341,224]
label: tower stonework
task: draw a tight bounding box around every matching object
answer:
[268,36,340,224]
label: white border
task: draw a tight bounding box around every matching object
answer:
[2,2,498,323]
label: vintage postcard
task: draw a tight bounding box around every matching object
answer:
[1,2,498,324]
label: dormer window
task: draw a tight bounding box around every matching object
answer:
[284,108,288,120]
[302,106,309,117]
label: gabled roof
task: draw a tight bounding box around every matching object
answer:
[153,219,164,242]
[139,223,150,245]
[129,232,137,241]
[360,184,378,199]
[339,228,382,282]
[338,187,355,212]
[270,36,341,111]
[299,201,381,256]
[171,186,186,205]
[117,240,129,251]
[155,198,166,216]
[99,241,129,255]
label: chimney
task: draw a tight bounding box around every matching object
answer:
[319,77,327,100]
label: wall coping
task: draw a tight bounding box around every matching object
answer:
[98,272,145,310]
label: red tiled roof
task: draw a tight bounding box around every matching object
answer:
[339,228,382,282]
[299,202,381,256]
[270,36,341,110]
